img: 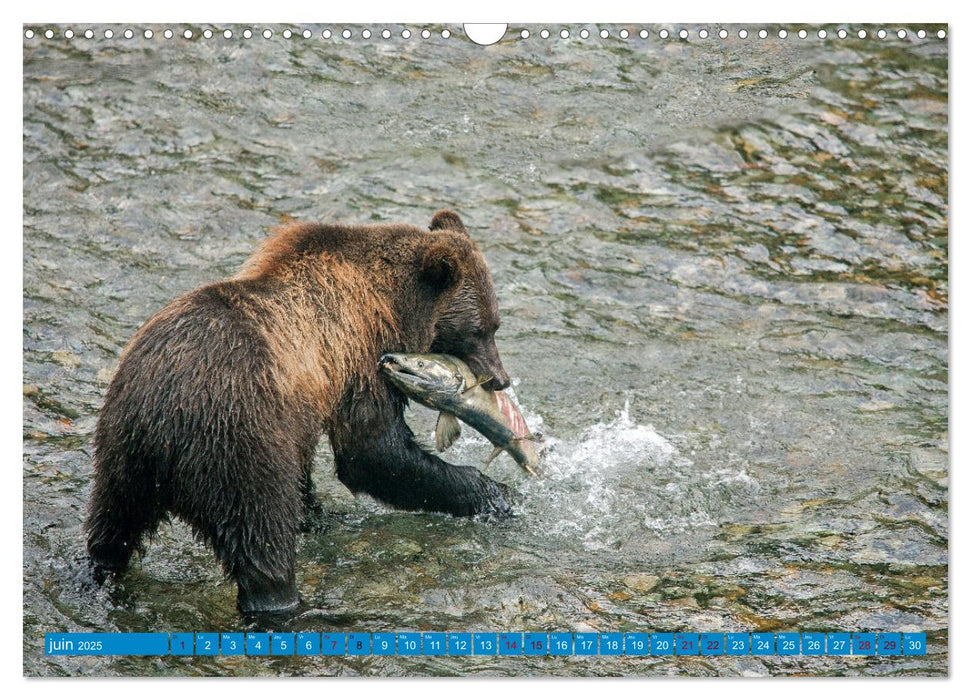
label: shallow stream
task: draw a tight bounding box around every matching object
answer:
[23,24,948,676]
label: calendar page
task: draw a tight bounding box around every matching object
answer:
[22,20,948,677]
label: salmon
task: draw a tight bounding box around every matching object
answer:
[379,353,541,475]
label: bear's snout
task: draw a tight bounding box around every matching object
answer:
[483,371,510,392]
[468,345,510,391]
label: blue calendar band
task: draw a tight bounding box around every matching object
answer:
[44,631,927,657]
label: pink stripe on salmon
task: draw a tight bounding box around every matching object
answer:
[494,391,530,438]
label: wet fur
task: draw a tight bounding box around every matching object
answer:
[85,212,515,613]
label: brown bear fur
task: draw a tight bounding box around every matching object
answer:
[84,211,515,613]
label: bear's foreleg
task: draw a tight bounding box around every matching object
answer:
[331,399,518,517]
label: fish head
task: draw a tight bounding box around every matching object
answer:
[379,353,466,397]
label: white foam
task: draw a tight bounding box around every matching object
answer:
[437,390,760,546]
[543,399,676,480]
[532,400,697,547]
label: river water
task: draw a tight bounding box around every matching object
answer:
[23,24,948,676]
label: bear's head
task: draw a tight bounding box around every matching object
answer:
[421,211,510,391]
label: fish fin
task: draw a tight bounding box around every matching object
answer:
[434,412,462,452]
[484,447,503,469]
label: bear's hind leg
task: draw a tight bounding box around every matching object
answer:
[219,515,300,614]
[234,560,299,614]
[300,453,325,533]
[184,445,304,614]
[85,454,164,579]
[194,504,301,614]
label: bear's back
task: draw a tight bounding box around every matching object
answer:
[101,281,284,447]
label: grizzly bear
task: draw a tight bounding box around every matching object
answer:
[85,211,516,613]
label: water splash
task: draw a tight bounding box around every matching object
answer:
[543,399,676,478]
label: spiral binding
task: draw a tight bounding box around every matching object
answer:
[23,25,948,43]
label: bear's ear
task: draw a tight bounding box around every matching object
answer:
[420,242,463,292]
[429,210,468,235]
